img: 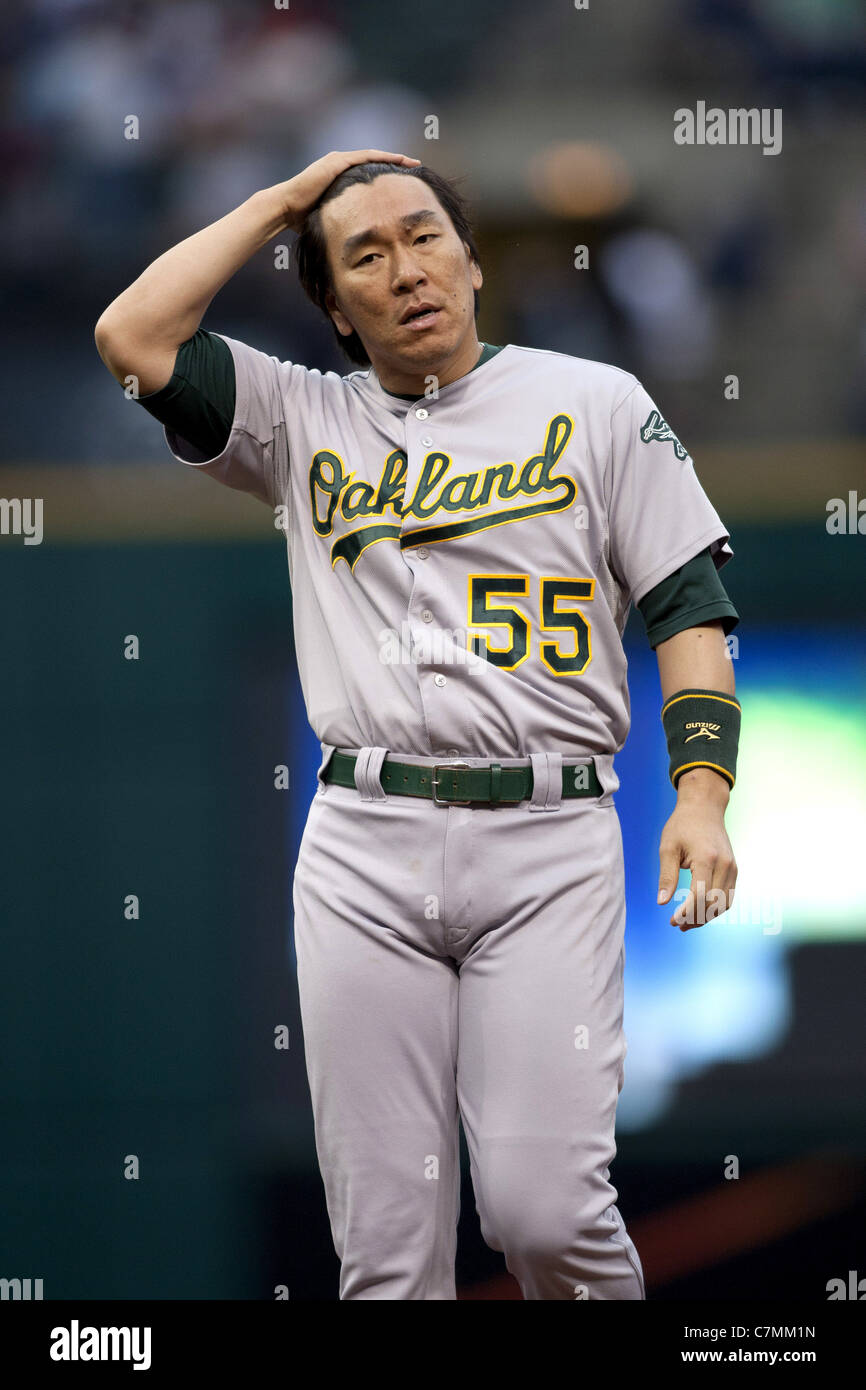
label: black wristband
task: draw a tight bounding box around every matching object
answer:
[661,688,741,789]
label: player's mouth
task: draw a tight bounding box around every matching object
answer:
[399,303,442,330]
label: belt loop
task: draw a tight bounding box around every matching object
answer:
[354,745,389,802]
[593,753,620,803]
[529,751,562,811]
[315,742,336,794]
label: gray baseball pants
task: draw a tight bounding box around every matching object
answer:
[291,745,646,1301]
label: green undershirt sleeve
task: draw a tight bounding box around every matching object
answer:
[636,547,740,648]
[137,329,236,460]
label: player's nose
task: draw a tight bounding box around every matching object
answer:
[390,249,427,288]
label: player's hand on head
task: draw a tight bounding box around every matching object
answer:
[275,150,422,234]
[657,778,737,931]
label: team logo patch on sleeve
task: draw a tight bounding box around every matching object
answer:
[639,409,690,461]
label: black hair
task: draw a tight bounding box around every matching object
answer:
[293,162,481,367]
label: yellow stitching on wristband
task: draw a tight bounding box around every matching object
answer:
[662,693,741,716]
[672,760,735,787]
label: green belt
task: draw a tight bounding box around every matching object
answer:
[322,751,602,804]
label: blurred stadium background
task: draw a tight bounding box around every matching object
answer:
[1,0,865,1299]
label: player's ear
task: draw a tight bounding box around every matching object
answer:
[464,242,482,292]
[325,288,355,338]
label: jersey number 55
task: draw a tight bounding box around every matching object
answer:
[468,574,595,676]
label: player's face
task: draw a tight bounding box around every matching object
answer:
[321,174,483,385]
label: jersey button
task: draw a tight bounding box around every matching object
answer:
[421,434,433,447]
[421,609,434,623]
[416,547,429,560]
[415,407,429,419]
[433,673,447,687]
[447,747,459,757]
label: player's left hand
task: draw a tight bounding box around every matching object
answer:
[656,768,737,930]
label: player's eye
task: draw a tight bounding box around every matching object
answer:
[355,235,436,267]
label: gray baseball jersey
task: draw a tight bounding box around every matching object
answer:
[164,337,732,758]
[159,335,733,1299]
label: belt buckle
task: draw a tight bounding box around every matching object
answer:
[431,761,472,805]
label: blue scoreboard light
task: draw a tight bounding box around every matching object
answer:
[614,625,866,1129]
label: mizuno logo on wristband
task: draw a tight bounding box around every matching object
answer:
[684,721,721,742]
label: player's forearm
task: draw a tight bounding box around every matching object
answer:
[93,184,292,388]
[655,621,734,703]
[656,621,736,805]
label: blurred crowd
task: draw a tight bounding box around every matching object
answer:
[1,0,865,460]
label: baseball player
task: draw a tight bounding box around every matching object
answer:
[95,150,741,1301]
